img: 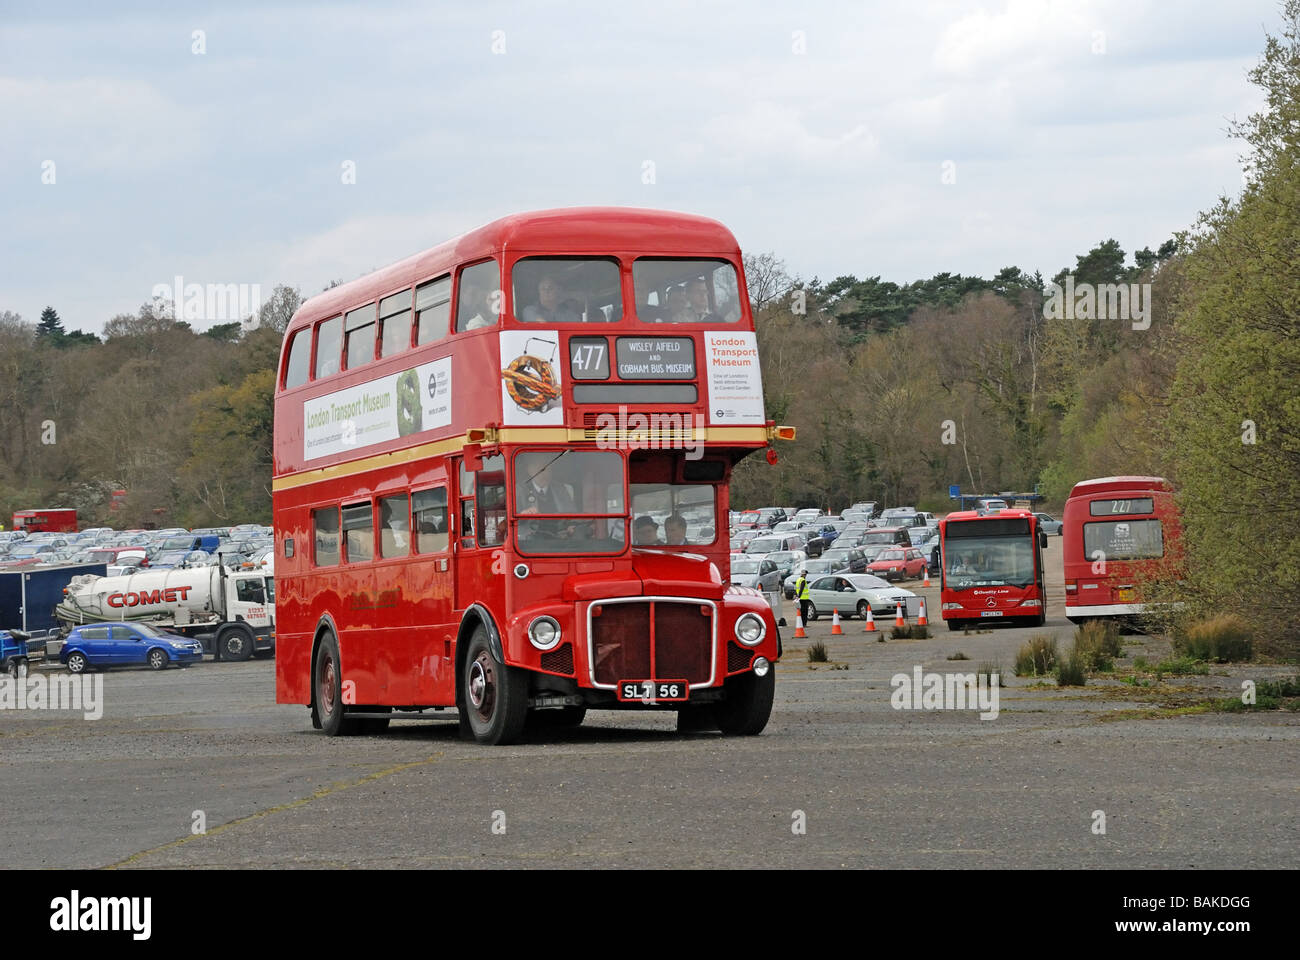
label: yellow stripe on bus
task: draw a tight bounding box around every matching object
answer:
[271,426,772,491]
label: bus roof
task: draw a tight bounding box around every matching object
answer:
[287,206,740,335]
[1066,476,1171,497]
[942,509,1035,523]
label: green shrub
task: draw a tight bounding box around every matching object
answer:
[890,625,910,640]
[1014,634,1058,677]
[1154,657,1209,676]
[1056,648,1087,686]
[908,624,931,639]
[1175,615,1254,662]
[1258,676,1300,698]
[806,640,828,663]
[1075,620,1122,671]
[947,651,970,661]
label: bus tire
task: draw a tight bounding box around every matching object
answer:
[313,631,360,736]
[218,626,253,662]
[947,619,963,632]
[460,625,528,745]
[715,668,774,736]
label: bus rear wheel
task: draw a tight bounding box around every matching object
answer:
[460,626,527,745]
[313,631,360,736]
[714,668,774,736]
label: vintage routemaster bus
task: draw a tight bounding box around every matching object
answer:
[11,508,78,533]
[936,508,1048,630]
[273,207,791,744]
[1062,476,1181,624]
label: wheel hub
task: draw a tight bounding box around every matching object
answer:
[320,655,336,713]
[468,653,495,718]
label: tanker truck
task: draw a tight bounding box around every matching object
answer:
[54,564,274,661]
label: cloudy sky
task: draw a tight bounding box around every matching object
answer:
[2,0,1280,334]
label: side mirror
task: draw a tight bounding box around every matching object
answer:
[1039,530,1048,549]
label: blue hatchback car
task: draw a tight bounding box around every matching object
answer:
[60,622,204,673]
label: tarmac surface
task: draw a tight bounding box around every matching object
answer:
[2,539,1296,869]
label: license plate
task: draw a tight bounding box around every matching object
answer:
[980,611,1004,618]
[1117,588,1135,602]
[617,679,689,702]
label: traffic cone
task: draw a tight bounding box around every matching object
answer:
[894,600,906,628]
[864,607,877,633]
[923,569,931,588]
[831,608,843,635]
[794,613,807,639]
[917,597,929,627]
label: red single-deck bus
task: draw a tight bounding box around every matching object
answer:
[272,207,791,744]
[936,509,1048,630]
[11,509,78,533]
[1062,476,1181,623]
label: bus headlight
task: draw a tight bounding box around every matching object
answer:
[735,613,765,646]
[1018,599,1042,607]
[527,616,561,651]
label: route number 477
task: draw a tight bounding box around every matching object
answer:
[572,342,605,371]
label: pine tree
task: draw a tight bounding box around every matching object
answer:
[35,306,65,343]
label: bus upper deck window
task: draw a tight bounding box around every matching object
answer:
[315,316,342,378]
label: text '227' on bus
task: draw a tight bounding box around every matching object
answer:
[936,509,1049,630]
[272,207,795,744]
[1062,476,1183,625]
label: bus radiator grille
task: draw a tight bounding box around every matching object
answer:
[591,601,712,686]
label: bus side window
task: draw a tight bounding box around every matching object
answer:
[413,488,448,554]
[284,328,311,389]
[315,316,342,379]
[415,276,451,344]
[313,507,339,567]
[477,454,506,546]
[379,493,410,558]
[342,502,374,563]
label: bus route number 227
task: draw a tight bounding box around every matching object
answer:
[617,679,689,702]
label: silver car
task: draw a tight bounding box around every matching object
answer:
[1034,513,1063,535]
[804,573,919,621]
[730,557,782,593]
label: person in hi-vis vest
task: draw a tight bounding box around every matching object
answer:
[795,569,812,624]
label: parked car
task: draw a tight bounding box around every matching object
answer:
[793,508,823,523]
[819,546,871,574]
[977,498,1009,512]
[866,546,929,581]
[783,558,841,599]
[856,526,914,548]
[762,549,807,579]
[60,622,204,672]
[803,573,918,621]
[729,557,782,593]
[1034,513,1063,535]
[744,534,804,556]
[847,501,879,517]
[908,527,939,552]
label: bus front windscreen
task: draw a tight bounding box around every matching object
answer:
[513,450,626,554]
[944,536,1037,590]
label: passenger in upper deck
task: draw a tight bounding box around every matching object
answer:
[522,275,582,324]
[686,278,721,323]
[461,282,499,331]
[666,287,693,324]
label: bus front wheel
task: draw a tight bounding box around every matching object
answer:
[460,626,528,745]
[714,668,774,736]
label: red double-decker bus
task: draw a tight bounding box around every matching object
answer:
[1062,476,1181,624]
[272,207,790,743]
[936,509,1048,630]
[11,509,78,533]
